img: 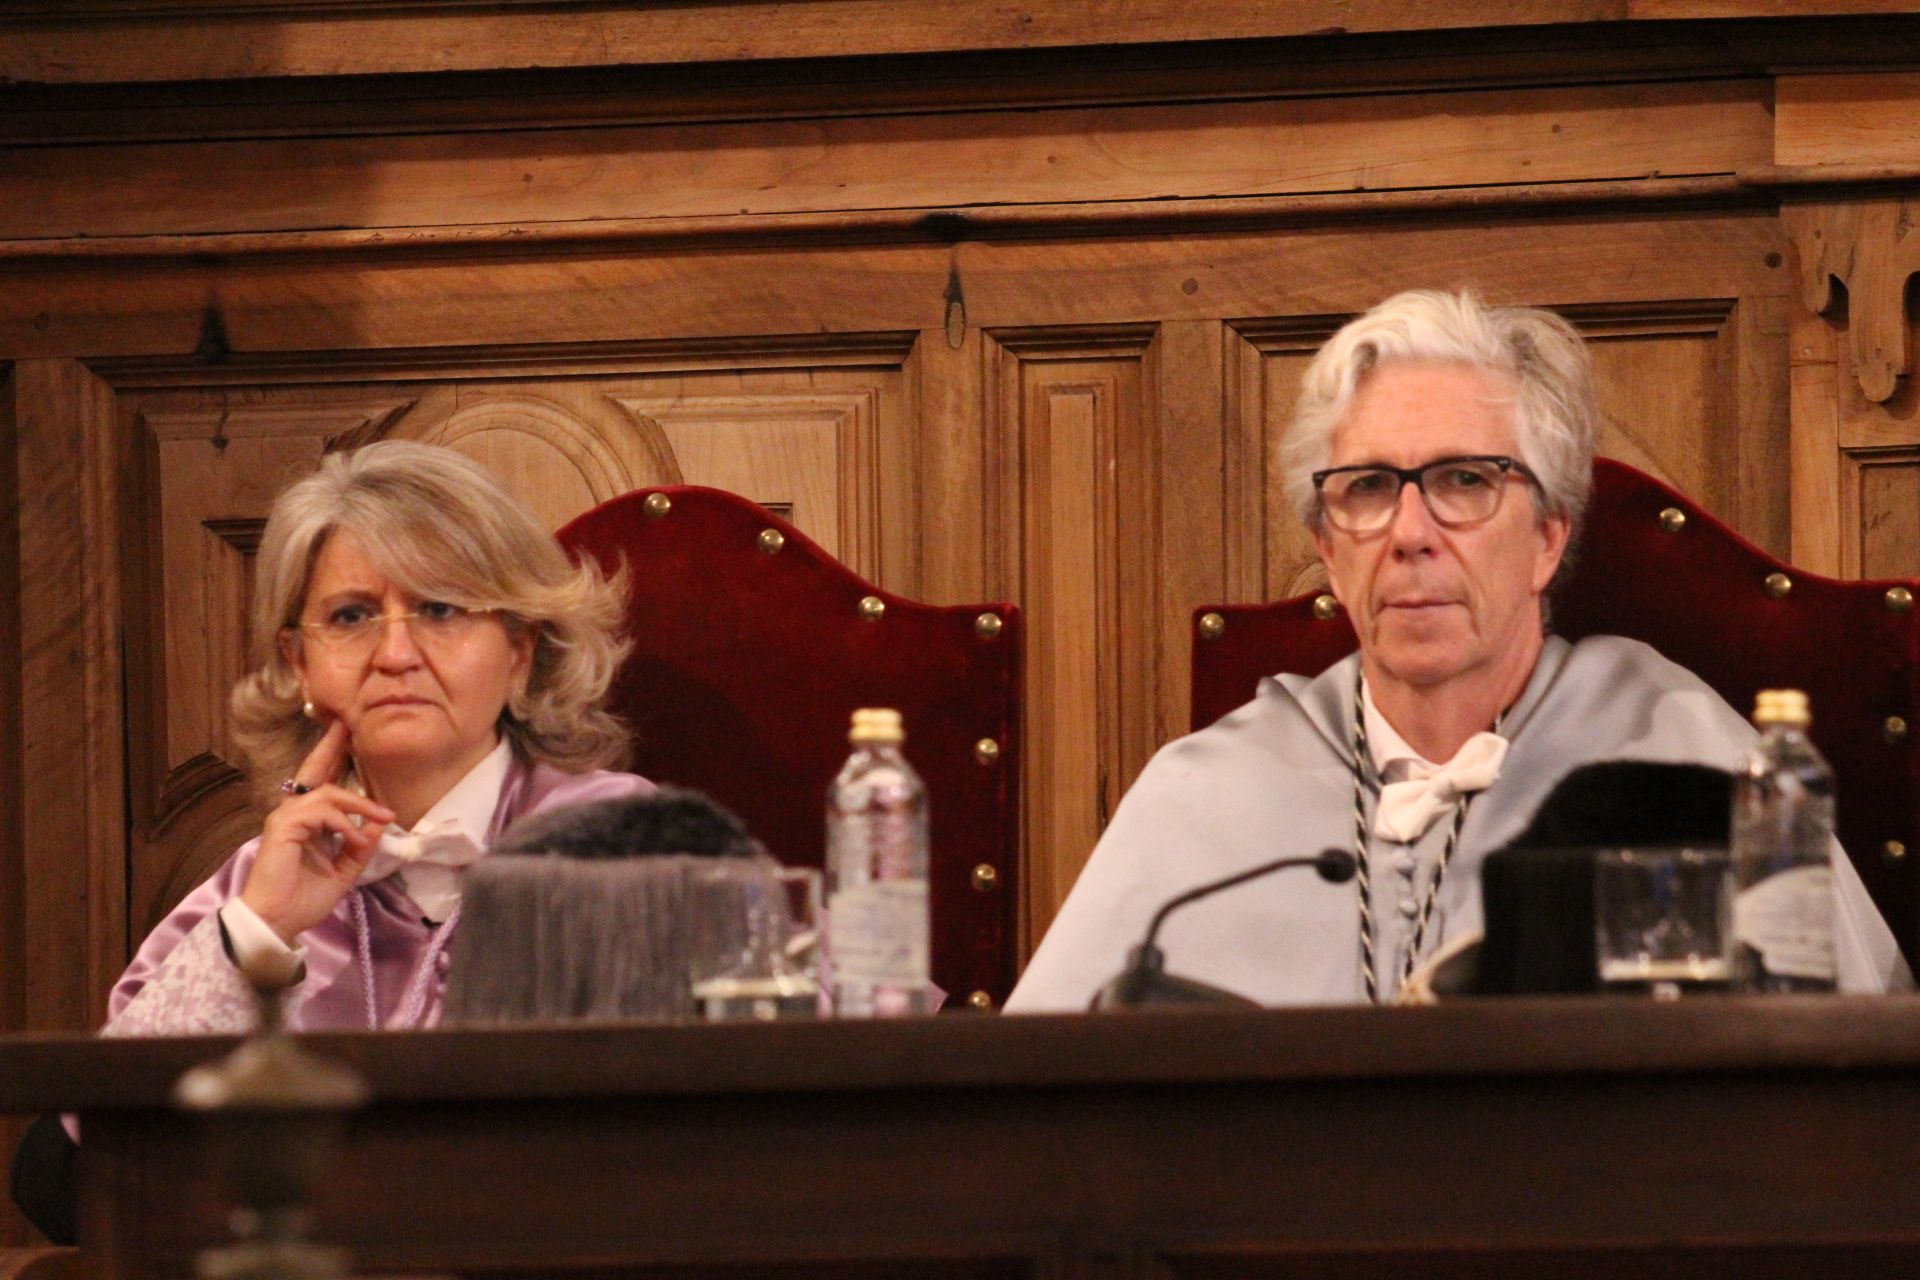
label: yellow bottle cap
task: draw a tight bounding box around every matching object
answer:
[849,707,905,744]
[1753,688,1811,728]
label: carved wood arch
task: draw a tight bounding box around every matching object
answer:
[1786,198,1920,404]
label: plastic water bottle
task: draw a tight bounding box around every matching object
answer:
[1731,689,1838,992]
[826,708,931,1017]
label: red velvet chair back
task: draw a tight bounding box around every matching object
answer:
[558,487,1022,1008]
[1191,458,1920,966]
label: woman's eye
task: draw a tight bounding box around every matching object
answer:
[328,603,376,627]
[416,600,463,623]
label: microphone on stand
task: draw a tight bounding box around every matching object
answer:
[1090,848,1357,1011]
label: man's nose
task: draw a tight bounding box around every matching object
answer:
[1386,479,1440,552]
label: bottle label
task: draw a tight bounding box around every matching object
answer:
[828,881,930,985]
[1733,865,1836,981]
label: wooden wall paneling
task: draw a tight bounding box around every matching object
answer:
[603,368,912,584]
[1853,448,1920,581]
[989,325,1157,950]
[1783,195,1920,579]
[1220,321,1271,607]
[1153,320,1228,750]
[915,325,989,606]
[1,367,28,1246]
[0,368,19,1038]
[1835,373,1920,581]
[411,383,676,529]
[0,81,1773,249]
[1774,71,1920,172]
[1576,298,1791,553]
[1230,316,1343,605]
[1725,291,1795,560]
[1789,299,1847,577]
[13,359,124,1031]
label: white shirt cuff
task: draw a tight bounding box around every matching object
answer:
[217,897,308,990]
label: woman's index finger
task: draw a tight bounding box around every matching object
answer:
[294,716,353,789]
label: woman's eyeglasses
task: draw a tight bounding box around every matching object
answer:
[1310,455,1538,534]
[292,601,501,658]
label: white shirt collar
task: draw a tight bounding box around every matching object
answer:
[1360,677,1439,781]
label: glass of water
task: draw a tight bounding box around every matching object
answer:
[689,859,825,1022]
[1594,847,1736,999]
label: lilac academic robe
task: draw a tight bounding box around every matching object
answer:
[104,756,653,1037]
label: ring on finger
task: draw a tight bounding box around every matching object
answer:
[279,778,314,797]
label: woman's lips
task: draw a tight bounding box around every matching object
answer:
[367,695,431,709]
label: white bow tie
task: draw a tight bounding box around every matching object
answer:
[357,815,487,886]
[1373,732,1509,843]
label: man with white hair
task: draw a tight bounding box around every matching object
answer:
[1006,289,1909,1010]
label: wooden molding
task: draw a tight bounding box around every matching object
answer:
[0,2,1669,86]
[1785,199,1920,403]
[0,182,1762,267]
[97,331,923,387]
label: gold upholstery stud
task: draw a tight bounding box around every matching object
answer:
[975,612,1004,639]
[1313,594,1341,621]
[858,595,886,621]
[1198,612,1226,640]
[1886,840,1908,863]
[971,864,999,892]
[968,991,994,1011]
[1885,715,1909,744]
[1763,572,1792,600]
[974,738,1001,766]
[756,528,785,555]
[642,492,671,519]
[1658,507,1687,534]
[1887,587,1914,614]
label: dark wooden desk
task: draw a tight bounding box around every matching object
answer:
[5,999,1920,1279]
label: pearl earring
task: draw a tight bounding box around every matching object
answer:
[303,700,316,719]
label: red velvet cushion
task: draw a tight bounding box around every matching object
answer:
[559,487,1022,1007]
[1191,458,1919,966]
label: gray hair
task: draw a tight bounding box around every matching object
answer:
[1279,290,1597,536]
[229,440,631,803]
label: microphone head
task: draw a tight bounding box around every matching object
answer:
[1314,848,1357,884]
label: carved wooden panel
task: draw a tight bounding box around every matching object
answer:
[1792,299,1920,581]
[121,350,912,942]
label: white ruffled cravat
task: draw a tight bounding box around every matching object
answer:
[1372,732,1509,843]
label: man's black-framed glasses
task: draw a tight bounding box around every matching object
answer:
[1311,455,1537,534]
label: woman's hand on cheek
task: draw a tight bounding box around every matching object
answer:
[240,718,397,945]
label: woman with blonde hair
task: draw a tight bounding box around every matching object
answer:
[105,440,651,1034]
